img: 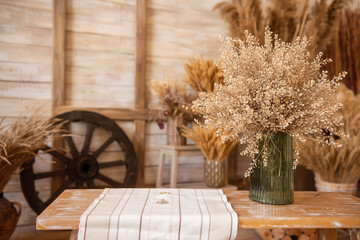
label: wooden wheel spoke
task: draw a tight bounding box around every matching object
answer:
[82,123,96,155]
[99,160,125,169]
[96,173,123,187]
[45,178,73,206]
[34,169,67,180]
[92,135,116,158]
[42,145,71,164]
[65,135,79,157]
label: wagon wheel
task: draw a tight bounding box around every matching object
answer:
[20,111,137,215]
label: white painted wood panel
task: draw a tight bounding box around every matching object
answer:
[0,62,51,82]
[25,8,52,29]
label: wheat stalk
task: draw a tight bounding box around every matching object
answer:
[0,111,65,192]
[183,56,224,93]
[214,0,351,56]
[181,125,236,161]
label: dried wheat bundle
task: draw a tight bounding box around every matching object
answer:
[192,28,346,177]
[299,84,360,183]
[214,0,351,56]
[0,112,64,192]
[214,0,264,40]
[303,0,351,55]
[182,125,236,161]
[184,57,224,93]
[324,6,360,94]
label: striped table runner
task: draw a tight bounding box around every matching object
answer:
[78,188,238,240]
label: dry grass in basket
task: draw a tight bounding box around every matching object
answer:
[299,84,360,183]
[0,112,65,192]
[184,56,224,93]
[181,125,237,161]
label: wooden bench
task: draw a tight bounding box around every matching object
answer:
[37,190,360,239]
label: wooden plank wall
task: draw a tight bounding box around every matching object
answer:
[0,0,240,225]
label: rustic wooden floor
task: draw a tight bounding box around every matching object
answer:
[10,225,261,240]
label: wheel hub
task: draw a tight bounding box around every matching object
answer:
[68,155,99,183]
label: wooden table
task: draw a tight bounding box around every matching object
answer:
[37,190,360,239]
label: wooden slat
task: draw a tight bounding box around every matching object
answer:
[133,0,148,185]
[134,120,146,186]
[0,4,24,26]
[66,32,135,54]
[66,13,136,38]
[0,81,51,99]
[54,106,148,120]
[25,8,52,29]
[52,0,66,110]
[0,62,51,82]
[0,43,51,64]
[135,0,147,109]
[0,0,52,10]
[0,24,52,46]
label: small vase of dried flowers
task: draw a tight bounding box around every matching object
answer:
[192,27,345,204]
[182,125,236,188]
[149,78,195,146]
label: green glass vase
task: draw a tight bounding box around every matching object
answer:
[249,132,294,205]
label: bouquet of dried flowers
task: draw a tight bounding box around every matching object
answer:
[148,78,195,129]
[299,84,360,183]
[0,112,64,192]
[182,125,236,161]
[192,27,346,177]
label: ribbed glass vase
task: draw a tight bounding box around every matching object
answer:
[249,132,294,205]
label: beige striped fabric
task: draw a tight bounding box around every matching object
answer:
[78,188,238,240]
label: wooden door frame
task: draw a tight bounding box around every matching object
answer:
[52,0,147,186]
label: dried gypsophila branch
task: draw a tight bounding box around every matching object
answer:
[192,27,346,177]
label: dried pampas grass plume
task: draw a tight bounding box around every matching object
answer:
[0,112,65,192]
[182,125,236,161]
[184,57,224,93]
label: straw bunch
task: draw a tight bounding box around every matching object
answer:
[0,112,64,192]
[184,57,224,93]
[182,125,236,161]
[299,84,360,183]
[214,0,351,56]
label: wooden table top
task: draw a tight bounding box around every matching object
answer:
[36,189,360,230]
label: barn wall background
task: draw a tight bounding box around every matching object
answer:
[0,0,249,225]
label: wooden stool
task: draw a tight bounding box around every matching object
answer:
[156,145,203,188]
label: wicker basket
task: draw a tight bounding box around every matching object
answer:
[314,174,357,195]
